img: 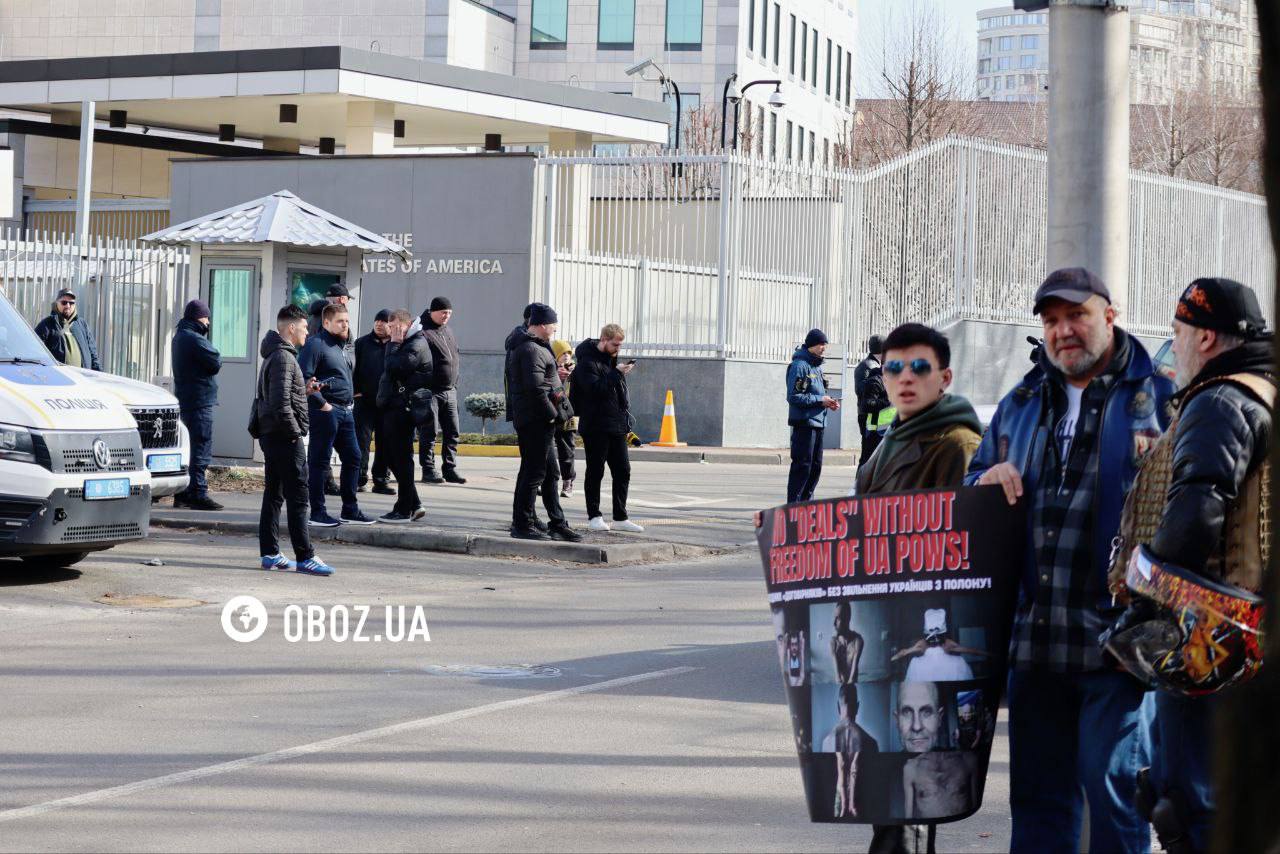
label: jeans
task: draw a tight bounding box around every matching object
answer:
[382,409,422,516]
[258,434,314,561]
[178,404,214,499]
[307,405,361,517]
[1008,668,1152,854]
[555,428,577,482]
[1149,692,1216,852]
[787,424,824,503]
[513,420,565,530]
[582,431,630,520]
[354,398,389,485]
[417,388,461,476]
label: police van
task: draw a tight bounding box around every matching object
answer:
[0,290,189,568]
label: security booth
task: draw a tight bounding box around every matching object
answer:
[141,190,407,460]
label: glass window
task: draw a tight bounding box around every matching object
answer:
[210,268,253,360]
[978,58,990,74]
[786,120,793,160]
[531,0,567,46]
[769,112,777,159]
[825,38,832,96]
[1020,53,1036,68]
[760,0,767,58]
[835,45,843,101]
[998,36,1013,51]
[0,295,60,363]
[800,23,808,82]
[1021,34,1038,50]
[808,131,815,163]
[994,77,1003,91]
[979,39,991,57]
[598,0,634,47]
[758,106,766,156]
[811,28,818,85]
[665,0,702,48]
[662,91,700,147]
[772,4,780,66]
[845,52,851,105]
[1006,75,1017,88]
[789,14,796,74]
[997,56,1010,70]
[747,0,755,51]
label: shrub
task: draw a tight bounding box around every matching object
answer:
[464,393,506,435]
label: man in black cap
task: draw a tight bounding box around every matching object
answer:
[353,308,394,495]
[505,303,581,542]
[966,267,1174,854]
[416,296,465,485]
[854,335,890,465]
[786,328,839,503]
[171,299,223,510]
[34,287,101,371]
[1100,277,1274,853]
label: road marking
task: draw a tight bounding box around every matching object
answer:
[0,666,698,824]
[629,493,741,509]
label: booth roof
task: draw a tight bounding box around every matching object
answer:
[141,189,409,259]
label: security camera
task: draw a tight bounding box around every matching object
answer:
[768,87,786,108]
[626,59,656,78]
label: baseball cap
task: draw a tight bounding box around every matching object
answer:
[1033,267,1111,315]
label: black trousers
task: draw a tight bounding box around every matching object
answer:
[582,431,630,521]
[354,398,389,485]
[417,388,461,475]
[555,427,577,481]
[258,434,314,562]
[859,410,884,466]
[787,424,824,503]
[382,409,422,516]
[513,420,565,530]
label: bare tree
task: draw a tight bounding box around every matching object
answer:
[1131,85,1213,178]
[1192,91,1263,192]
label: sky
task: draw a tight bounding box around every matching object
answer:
[855,0,998,98]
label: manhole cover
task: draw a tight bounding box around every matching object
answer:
[422,664,562,679]
[96,593,206,608]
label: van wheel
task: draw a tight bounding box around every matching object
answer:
[20,552,88,568]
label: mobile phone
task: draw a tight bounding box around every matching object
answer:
[626,359,637,366]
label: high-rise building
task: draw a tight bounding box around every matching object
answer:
[976,1,1259,105]
[0,0,856,157]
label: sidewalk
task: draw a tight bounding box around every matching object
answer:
[154,456,790,565]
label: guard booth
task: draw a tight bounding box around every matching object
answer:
[142,190,407,460]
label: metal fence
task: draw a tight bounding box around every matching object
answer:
[534,137,1275,362]
[23,198,171,242]
[0,230,190,381]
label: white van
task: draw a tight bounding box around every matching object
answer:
[0,290,188,568]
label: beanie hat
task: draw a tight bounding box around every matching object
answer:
[551,340,573,361]
[430,296,452,312]
[523,301,548,322]
[529,303,558,326]
[183,299,211,322]
[1175,277,1267,338]
[374,308,393,323]
[804,328,828,348]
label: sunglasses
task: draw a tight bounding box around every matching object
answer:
[884,358,934,377]
[58,299,76,306]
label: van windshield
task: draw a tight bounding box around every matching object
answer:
[0,293,55,363]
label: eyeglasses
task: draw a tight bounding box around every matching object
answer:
[57,300,76,306]
[884,358,934,377]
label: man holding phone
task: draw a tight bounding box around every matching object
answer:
[570,323,642,532]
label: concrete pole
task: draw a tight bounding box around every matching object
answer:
[1046,1,1130,315]
[75,100,95,258]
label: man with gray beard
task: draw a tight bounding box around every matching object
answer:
[966,268,1175,854]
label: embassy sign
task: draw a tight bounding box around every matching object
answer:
[362,232,505,275]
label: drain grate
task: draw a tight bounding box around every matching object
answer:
[423,664,563,679]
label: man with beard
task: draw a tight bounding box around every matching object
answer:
[967,267,1174,854]
[34,287,101,371]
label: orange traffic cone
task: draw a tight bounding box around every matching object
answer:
[651,390,687,447]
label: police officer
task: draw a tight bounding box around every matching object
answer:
[786,328,839,503]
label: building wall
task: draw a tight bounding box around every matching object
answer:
[445,0,517,73]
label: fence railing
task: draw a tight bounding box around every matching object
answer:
[534,137,1275,362]
[0,229,190,381]
[23,198,172,243]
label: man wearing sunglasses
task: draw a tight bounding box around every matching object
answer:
[786,328,840,503]
[965,267,1174,854]
[34,287,101,371]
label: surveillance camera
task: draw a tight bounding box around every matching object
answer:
[768,89,786,108]
[625,59,655,77]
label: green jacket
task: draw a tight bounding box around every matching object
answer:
[855,395,983,495]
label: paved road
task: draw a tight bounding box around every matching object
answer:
[0,526,1011,852]
[169,457,861,551]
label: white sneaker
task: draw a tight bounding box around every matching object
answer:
[587,516,611,532]
[612,519,645,533]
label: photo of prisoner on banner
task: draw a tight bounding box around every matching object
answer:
[756,486,1023,826]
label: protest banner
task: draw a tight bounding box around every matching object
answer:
[756,485,1025,825]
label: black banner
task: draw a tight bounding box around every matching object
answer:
[756,486,1025,825]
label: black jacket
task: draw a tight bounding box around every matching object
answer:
[307,299,327,339]
[503,323,527,422]
[506,328,564,429]
[854,354,889,417]
[257,331,309,439]
[378,328,433,414]
[420,312,460,391]
[298,329,355,409]
[34,309,101,371]
[1150,338,1274,577]
[353,331,390,401]
[570,338,631,435]
[171,318,221,411]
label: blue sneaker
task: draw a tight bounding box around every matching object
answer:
[296,556,334,576]
[309,512,341,528]
[260,553,295,571]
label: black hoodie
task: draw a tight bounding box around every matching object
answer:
[257,330,309,439]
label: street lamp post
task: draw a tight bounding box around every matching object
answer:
[730,79,785,152]
[720,73,739,149]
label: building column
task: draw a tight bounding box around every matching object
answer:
[547,131,594,254]
[345,101,396,155]
[262,135,301,154]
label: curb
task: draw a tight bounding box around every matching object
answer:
[150,514,721,565]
